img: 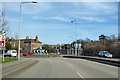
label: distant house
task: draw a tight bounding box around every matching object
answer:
[6,35,42,52]
[99,35,106,41]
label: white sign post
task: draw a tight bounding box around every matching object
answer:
[0,31,5,63]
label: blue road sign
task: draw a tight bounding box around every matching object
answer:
[40,50,42,53]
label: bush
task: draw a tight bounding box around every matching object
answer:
[5,42,12,50]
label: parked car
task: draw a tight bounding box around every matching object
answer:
[98,51,112,58]
[23,52,34,56]
[4,50,17,57]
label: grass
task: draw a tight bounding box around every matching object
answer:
[0,57,17,63]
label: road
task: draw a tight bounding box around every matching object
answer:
[4,57,118,79]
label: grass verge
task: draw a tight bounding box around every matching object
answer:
[0,57,17,63]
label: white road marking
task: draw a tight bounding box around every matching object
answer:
[76,72,86,80]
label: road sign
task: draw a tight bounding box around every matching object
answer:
[0,35,5,41]
[0,31,5,35]
[0,41,5,46]
[0,31,5,63]
[40,50,42,53]
[0,31,5,47]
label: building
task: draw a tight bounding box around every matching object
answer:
[60,40,83,56]
[99,35,106,41]
[6,35,42,53]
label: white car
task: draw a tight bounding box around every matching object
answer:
[98,51,112,58]
[4,50,17,57]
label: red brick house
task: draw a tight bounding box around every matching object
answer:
[6,35,42,52]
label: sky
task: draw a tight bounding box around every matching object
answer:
[1,2,118,45]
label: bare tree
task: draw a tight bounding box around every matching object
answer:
[0,11,8,33]
[110,35,116,40]
[85,38,91,42]
[14,32,18,39]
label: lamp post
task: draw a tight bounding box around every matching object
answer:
[18,1,37,60]
[71,20,77,56]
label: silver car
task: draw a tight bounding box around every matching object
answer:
[98,51,112,58]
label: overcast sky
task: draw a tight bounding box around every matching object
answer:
[2,2,118,45]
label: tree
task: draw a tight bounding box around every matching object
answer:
[85,38,91,42]
[6,42,12,50]
[0,11,8,34]
[42,44,52,53]
[110,35,116,40]
[14,32,18,39]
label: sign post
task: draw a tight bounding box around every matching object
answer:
[0,31,5,63]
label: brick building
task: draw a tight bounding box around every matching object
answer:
[6,35,42,52]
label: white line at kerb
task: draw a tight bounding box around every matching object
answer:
[76,72,86,80]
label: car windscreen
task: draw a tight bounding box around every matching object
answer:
[12,51,17,53]
[104,52,110,54]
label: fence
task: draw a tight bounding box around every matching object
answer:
[59,49,83,56]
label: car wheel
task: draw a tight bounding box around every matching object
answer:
[103,55,105,58]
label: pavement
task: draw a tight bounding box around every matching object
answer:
[2,58,38,78]
[3,57,118,79]
[61,55,119,62]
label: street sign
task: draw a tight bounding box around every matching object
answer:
[0,31,5,63]
[0,31,5,47]
[0,31,5,35]
[0,35,5,41]
[0,41,5,46]
[40,50,42,53]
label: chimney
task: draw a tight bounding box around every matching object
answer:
[26,36,29,39]
[11,37,14,41]
[36,35,38,41]
[6,37,9,41]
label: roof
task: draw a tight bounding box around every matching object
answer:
[7,39,42,43]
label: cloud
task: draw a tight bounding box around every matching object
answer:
[2,2,53,15]
[83,2,117,15]
[49,16,70,22]
[78,16,106,22]
[2,2,118,44]
[32,15,70,22]
[21,3,53,15]
[32,15,106,23]
[2,0,119,2]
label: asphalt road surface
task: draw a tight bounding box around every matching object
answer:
[5,57,118,79]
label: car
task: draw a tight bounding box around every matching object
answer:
[98,51,112,58]
[4,50,17,57]
[23,52,34,56]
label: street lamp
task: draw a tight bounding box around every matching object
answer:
[71,20,77,56]
[18,1,37,60]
